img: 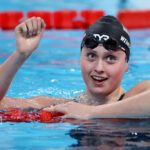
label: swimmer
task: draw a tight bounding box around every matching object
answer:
[0,16,150,119]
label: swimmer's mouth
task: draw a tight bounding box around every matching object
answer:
[91,76,108,82]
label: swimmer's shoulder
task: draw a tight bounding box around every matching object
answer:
[124,80,150,99]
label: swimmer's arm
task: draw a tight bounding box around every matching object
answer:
[44,89,150,119]
[26,95,70,108]
[0,95,70,110]
[124,80,150,98]
[0,51,31,101]
[0,17,46,101]
[92,89,150,118]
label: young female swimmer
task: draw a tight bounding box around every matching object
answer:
[0,16,150,119]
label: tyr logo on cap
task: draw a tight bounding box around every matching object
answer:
[93,34,109,41]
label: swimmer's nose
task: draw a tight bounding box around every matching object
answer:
[94,59,105,73]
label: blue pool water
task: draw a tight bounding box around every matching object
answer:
[0,0,150,149]
[0,27,150,150]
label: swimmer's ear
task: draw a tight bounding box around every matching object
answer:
[125,63,129,73]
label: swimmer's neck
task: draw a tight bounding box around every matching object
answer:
[86,86,125,105]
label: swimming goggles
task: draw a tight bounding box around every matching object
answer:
[81,35,125,52]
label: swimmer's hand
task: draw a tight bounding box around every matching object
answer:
[44,102,95,120]
[15,17,46,57]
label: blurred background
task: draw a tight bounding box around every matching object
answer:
[0,0,150,16]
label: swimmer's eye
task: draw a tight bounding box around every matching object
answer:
[86,52,97,60]
[106,55,117,63]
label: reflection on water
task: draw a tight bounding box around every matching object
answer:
[68,119,150,149]
[1,119,150,149]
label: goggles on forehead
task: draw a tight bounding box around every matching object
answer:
[81,35,125,52]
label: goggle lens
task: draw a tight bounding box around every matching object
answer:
[103,38,119,51]
[84,37,99,49]
[82,36,122,51]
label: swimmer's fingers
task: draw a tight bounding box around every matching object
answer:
[25,18,34,37]
[15,17,46,55]
[44,103,70,114]
[15,22,28,36]
[43,104,76,119]
[15,17,46,37]
[44,102,94,120]
[37,17,46,34]
[32,17,38,35]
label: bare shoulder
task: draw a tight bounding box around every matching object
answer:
[0,95,71,110]
[125,80,150,99]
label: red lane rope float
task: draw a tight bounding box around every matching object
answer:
[81,10,105,28]
[53,10,77,29]
[2,9,150,30]
[118,9,150,29]
[0,109,64,123]
[0,13,2,28]
[73,19,85,29]
[0,11,24,30]
[27,11,52,29]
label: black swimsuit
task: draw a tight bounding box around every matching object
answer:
[118,93,125,101]
[73,93,126,104]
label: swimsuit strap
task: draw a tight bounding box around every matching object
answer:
[74,93,125,104]
[118,93,125,101]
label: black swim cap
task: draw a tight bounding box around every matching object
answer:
[81,15,131,62]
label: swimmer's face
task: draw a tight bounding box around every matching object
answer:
[80,45,129,97]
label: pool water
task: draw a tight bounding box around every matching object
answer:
[0,26,150,150]
[0,0,150,149]
[1,29,150,97]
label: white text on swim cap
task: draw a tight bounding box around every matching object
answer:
[93,34,109,41]
[120,36,130,48]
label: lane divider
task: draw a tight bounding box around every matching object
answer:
[27,11,53,29]
[0,108,64,123]
[0,10,105,30]
[0,11,23,30]
[80,10,105,29]
[1,10,150,30]
[118,9,150,29]
[53,10,77,29]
